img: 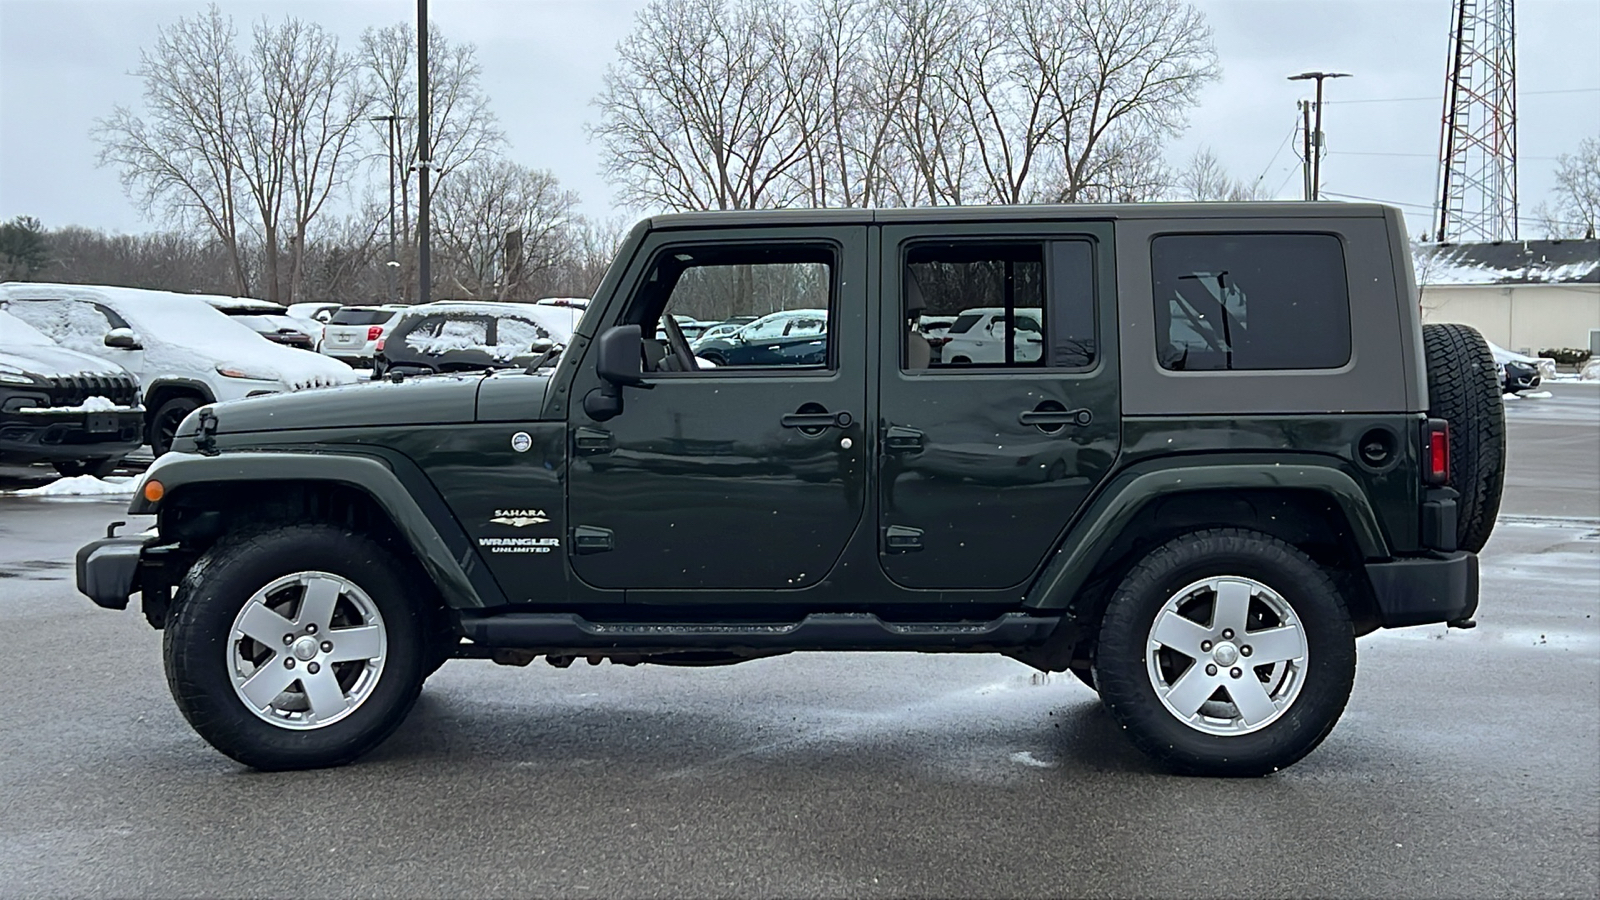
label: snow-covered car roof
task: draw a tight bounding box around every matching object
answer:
[0,282,355,387]
[204,297,288,314]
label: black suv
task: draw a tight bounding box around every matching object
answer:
[77,203,1501,776]
[2,307,143,477]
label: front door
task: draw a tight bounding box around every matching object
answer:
[877,223,1121,590]
[565,227,869,591]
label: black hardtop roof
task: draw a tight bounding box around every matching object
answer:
[648,201,1393,230]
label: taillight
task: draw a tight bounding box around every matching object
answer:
[1424,418,1450,484]
[367,325,383,341]
[375,337,386,353]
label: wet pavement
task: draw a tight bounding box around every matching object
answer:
[1,386,1596,897]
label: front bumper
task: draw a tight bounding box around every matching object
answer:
[0,406,143,463]
[75,532,155,610]
[1366,551,1479,628]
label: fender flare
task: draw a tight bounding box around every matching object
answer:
[1024,461,1391,611]
[130,450,498,608]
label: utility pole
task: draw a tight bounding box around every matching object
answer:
[369,114,400,301]
[416,0,431,305]
[1288,71,1352,200]
[1299,100,1314,201]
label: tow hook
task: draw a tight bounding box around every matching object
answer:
[1447,617,1478,629]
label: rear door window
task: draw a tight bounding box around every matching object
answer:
[1151,233,1351,371]
[330,308,395,326]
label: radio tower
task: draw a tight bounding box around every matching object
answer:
[1433,0,1518,242]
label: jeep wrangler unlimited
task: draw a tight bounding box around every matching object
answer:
[76,203,1501,776]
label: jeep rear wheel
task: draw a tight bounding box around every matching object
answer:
[1094,529,1355,776]
[163,525,428,770]
[1422,322,1505,552]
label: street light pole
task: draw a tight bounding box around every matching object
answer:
[1287,71,1352,201]
[369,114,400,301]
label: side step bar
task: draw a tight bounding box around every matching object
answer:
[456,611,1060,654]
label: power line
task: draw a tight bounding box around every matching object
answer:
[1325,87,1599,104]
[1253,118,1301,187]
[1320,189,1593,229]
[1328,151,1562,160]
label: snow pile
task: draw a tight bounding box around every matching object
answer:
[12,474,136,497]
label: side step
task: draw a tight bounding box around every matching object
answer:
[456,611,1059,654]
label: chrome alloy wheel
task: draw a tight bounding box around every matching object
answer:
[227,572,388,730]
[1145,576,1309,736]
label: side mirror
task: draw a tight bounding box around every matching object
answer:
[314,311,333,323]
[594,324,645,387]
[104,328,142,350]
[528,337,555,355]
[583,324,645,421]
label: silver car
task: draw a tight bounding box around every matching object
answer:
[320,306,404,367]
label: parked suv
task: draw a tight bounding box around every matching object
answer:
[1,283,358,455]
[1,307,143,477]
[320,306,404,367]
[75,204,1498,777]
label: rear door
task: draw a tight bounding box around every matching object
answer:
[876,222,1120,590]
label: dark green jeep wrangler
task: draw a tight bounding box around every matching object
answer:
[76,203,1502,776]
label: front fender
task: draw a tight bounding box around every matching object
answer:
[131,450,496,608]
[1025,460,1391,611]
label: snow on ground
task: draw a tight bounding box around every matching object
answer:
[8,475,137,497]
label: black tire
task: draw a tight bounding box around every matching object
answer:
[148,395,201,457]
[52,457,120,479]
[163,524,430,770]
[1422,323,1506,552]
[1093,529,1356,777]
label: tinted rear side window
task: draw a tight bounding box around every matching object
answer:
[330,308,394,325]
[1151,233,1351,371]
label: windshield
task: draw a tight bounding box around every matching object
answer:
[0,308,56,346]
[330,308,395,325]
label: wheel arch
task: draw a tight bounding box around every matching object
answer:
[1025,461,1390,639]
[133,451,500,612]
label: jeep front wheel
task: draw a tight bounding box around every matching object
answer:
[163,525,429,770]
[1093,529,1356,776]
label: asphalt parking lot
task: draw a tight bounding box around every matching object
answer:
[1,386,1596,898]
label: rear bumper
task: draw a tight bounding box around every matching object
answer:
[75,533,155,610]
[1366,551,1479,628]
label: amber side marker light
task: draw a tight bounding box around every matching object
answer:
[143,479,165,503]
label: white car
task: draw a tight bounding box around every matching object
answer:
[1,282,358,455]
[941,307,1044,364]
[320,305,406,367]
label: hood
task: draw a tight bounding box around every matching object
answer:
[200,372,490,435]
[0,343,130,379]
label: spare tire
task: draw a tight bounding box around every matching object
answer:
[1422,323,1505,552]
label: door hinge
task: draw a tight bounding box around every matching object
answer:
[884,525,924,553]
[574,427,613,455]
[884,425,924,453]
[572,525,614,554]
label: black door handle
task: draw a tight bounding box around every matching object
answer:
[1018,408,1093,427]
[781,410,853,429]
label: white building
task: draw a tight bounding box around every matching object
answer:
[1413,240,1600,355]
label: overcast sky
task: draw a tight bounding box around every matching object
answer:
[1,0,1596,240]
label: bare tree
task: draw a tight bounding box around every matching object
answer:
[1026,0,1216,202]
[238,16,370,304]
[361,21,504,297]
[93,6,252,294]
[592,0,812,211]
[1173,146,1267,201]
[95,6,370,304]
[1533,137,1599,239]
[432,161,578,300]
